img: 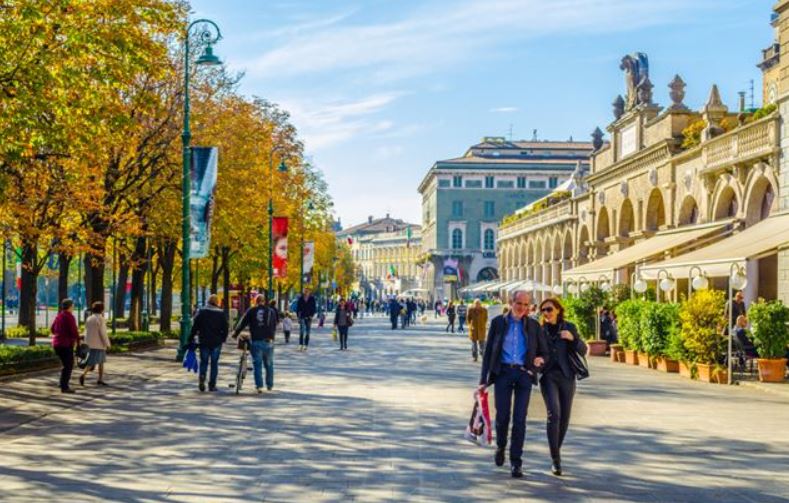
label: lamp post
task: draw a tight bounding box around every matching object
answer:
[656,268,675,303]
[267,145,289,301]
[688,265,708,299]
[178,19,222,360]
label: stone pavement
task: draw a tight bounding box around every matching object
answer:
[0,316,788,502]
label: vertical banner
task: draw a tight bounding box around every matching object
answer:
[302,241,315,283]
[189,147,219,259]
[272,217,289,279]
[442,258,459,283]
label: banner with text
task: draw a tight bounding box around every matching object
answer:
[302,241,315,283]
[189,147,219,258]
[442,258,459,283]
[272,217,289,279]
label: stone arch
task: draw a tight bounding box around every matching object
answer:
[678,195,699,226]
[597,207,610,241]
[712,178,741,221]
[562,229,573,271]
[528,240,536,281]
[619,199,635,237]
[543,234,553,286]
[534,238,544,284]
[644,188,666,231]
[578,225,591,266]
[743,164,778,226]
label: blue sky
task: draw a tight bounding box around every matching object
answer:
[190,0,774,227]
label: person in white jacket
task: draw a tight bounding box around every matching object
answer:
[282,311,293,344]
[79,302,111,386]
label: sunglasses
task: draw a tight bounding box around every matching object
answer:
[541,306,554,313]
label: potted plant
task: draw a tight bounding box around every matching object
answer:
[564,287,609,356]
[658,324,683,373]
[609,343,625,363]
[748,299,789,383]
[615,299,645,365]
[680,290,727,384]
[642,302,680,372]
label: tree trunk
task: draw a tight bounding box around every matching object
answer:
[114,252,129,319]
[128,236,147,332]
[57,253,72,307]
[84,252,105,307]
[211,249,220,294]
[19,243,39,345]
[150,255,158,317]
[158,239,176,334]
[222,246,230,322]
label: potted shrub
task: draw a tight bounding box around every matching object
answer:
[564,287,609,356]
[642,302,680,372]
[609,343,625,363]
[615,299,645,365]
[658,324,683,373]
[680,290,727,384]
[748,299,789,383]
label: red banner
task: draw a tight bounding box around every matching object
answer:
[272,217,289,279]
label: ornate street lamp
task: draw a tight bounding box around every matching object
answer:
[688,265,708,299]
[178,19,222,361]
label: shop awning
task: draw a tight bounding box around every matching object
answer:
[641,212,789,279]
[459,281,494,293]
[562,221,729,283]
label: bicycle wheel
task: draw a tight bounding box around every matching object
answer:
[236,351,246,394]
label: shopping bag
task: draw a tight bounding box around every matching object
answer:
[76,343,90,370]
[182,348,198,373]
[331,328,338,341]
[464,388,493,446]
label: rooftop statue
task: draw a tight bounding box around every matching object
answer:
[619,52,650,110]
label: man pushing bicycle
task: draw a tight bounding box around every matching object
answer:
[232,294,278,393]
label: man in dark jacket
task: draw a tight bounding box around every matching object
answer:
[388,297,401,330]
[296,288,317,351]
[190,295,229,392]
[478,290,548,479]
[233,294,277,393]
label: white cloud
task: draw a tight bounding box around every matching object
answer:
[490,107,519,113]
[241,0,720,82]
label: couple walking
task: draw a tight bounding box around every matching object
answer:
[478,290,587,478]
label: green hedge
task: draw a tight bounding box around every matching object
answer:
[748,298,789,358]
[0,345,56,366]
[640,302,680,356]
[615,299,647,351]
[108,331,164,353]
[680,289,726,365]
[563,286,608,340]
[5,327,50,339]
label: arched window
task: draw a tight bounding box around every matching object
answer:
[484,229,495,251]
[452,228,463,249]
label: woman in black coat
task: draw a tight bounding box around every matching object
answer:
[333,299,353,350]
[538,297,587,476]
[445,302,456,333]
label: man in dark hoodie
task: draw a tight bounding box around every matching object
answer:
[189,295,230,392]
[233,294,277,393]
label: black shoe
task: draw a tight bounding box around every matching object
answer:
[61,388,76,394]
[199,381,206,392]
[208,385,217,392]
[79,374,85,386]
[495,448,505,467]
[551,462,562,476]
[97,380,108,386]
[511,465,523,478]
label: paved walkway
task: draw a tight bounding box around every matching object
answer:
[0,316,788,502]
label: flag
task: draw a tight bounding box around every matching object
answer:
[272,217,288,279]
[406,226,412,248]
[303,241,315,282]
[189,147,219,259]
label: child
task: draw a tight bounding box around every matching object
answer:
[282,311,293,344]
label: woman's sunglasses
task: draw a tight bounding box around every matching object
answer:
[541,306,555,313]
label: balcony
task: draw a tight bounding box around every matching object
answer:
[498,199,574,241]
[700,114,779,174]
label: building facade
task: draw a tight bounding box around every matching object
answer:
[337,215,422,298]
[418,138,594,301]
[497,44,781,305]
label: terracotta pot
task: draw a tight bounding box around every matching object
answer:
[697,363,728,384]
[678,361,695,379]
[610,344,624,363]
[637,352,651,368]
[624,349,639,365]
[756,358,788,383]
[587,340,608,357]
[655,357,679,373]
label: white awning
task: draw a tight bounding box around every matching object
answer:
[641,212,789,279]
[563,221,729,283]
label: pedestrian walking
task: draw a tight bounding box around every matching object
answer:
[467,299,488,362]
[79,301,111,387]
[296,287,317,351]
[189,294,229,392]
[51,298,80,393]
[388,297,401,329]
[538,297,587,476]
[282,311,293,343]
[478,290,547,478]
[445,302,456,333]
[434,300,442,318]
[333,298,353,350]
[233,295,277,393]
[457,302,468,333]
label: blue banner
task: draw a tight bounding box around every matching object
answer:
[190,147,218,259]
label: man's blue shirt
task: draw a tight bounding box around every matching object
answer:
[501,314,527,365]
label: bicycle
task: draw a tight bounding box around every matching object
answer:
[232,336,250,394]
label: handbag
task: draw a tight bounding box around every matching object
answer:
[76,343,90,369]
[331,328,338,341]
[563,323,589,380]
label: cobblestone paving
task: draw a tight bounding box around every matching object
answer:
[0,316,788,502]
